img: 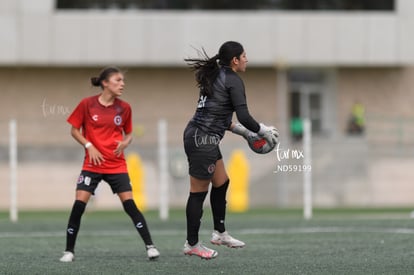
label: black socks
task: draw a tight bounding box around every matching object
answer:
[186,180,230,246]
[210,180,229,233]
[64,198,154,253]
[186,191,208,246]
[65,200,86,253]
[122,199,153,246]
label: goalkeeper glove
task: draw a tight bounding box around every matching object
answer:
[231,123,255,139]
[258,123,279,146]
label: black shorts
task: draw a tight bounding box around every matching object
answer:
[183,124,222,180]
[76,171,132,195]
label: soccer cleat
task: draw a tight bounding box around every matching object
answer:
[146,245,160,260]
[59,251,74,262]
[183,241,218,260]
[210,230,245,248]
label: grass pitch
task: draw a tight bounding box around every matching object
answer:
[1,208,414,274]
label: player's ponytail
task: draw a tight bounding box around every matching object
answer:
[185,49,220,96]
[91,77,101,87]
[90,66,122,89]
[185,41,244,96]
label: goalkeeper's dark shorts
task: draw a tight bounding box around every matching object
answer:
[183,125,222,180]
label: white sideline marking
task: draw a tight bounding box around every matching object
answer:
[2,227,414,239]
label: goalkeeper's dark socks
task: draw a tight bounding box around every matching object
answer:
[186,191,208,246]
[65,200,87,252]
[210,180,229,233]
[122,199,153,246]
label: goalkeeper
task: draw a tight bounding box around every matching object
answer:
[182,41,278,259]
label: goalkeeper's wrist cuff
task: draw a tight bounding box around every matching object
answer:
[231,123,247,136]
[258,123,268,136]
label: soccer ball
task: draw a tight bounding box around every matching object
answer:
[246,132,277,154]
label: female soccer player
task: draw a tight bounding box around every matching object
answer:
[183,41,278,259]
[59,67,160,262]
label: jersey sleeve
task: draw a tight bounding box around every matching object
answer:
[227,73,260,132]
[67,99,86,129]
[227,73,247,108]
[235,105,260,132]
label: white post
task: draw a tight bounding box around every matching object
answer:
[9,119,18,223]
[276,68,289,207]
[303,118,312,220]
[158,119,169,220]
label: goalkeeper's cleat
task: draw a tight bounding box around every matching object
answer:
[183,241,218,259]
[210,230,245,248]
[59,251,74,262]
[146,245,160,260]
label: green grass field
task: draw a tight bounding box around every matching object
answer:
[1,208,414,274]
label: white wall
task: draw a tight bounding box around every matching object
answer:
[0,0,411,67]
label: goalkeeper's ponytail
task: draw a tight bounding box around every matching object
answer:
[185,41,244,97]
[185,49,220,96]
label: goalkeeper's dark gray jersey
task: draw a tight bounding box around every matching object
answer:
[189,66,260,138]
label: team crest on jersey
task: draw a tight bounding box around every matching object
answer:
[114,115,122,126]
[208,164,216,174]
[77,175,84,184]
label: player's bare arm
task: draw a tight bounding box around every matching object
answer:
[114,132,133,157]
[70,126,104,165]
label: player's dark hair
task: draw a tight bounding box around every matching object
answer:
[185,41,244,96]
[217,41,244,67]
[91,66,122,89]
